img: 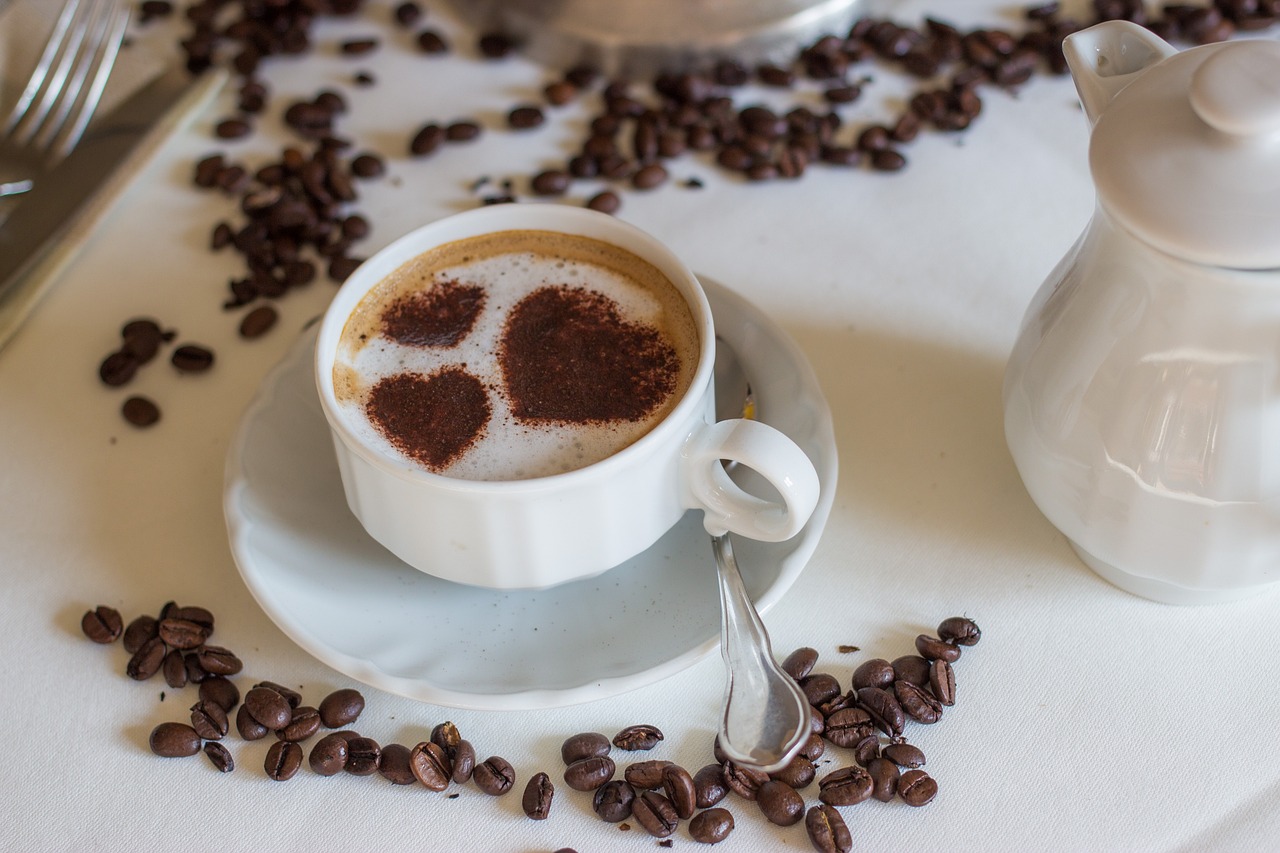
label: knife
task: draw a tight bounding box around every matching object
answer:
[0,64,227,352]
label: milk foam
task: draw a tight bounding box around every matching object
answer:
[333,230,700,481]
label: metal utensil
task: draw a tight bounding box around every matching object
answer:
[711,335,810,772]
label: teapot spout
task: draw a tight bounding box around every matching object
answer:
[1064,21,1178,125]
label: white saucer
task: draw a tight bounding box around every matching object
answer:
[223,276,837,710]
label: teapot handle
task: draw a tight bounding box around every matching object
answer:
[1063,21,1178,126]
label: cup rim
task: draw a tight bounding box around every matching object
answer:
[314,205,715,493]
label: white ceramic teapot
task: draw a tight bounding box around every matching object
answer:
[1003,21,1280,604]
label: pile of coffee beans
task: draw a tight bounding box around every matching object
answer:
[83,603,980,847]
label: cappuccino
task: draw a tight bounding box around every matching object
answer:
[333,229,700,480]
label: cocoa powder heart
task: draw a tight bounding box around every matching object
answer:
[499,285,680,423]
[365,368,490,470]
[380,279,485,348]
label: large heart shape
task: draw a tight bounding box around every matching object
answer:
[364,367,490,471]
[380,279,486,348]
[499,285,680,423]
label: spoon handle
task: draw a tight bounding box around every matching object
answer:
[713,531,809,773]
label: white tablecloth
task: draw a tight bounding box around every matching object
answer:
[3,1,1278,850]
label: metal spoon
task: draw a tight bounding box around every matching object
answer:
[711,336,810,773]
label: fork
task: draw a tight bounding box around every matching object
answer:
[0,0,129,199]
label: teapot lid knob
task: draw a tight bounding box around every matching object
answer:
[1189,40,1280,138]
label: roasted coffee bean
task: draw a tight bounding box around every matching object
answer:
[244,686,292,731]
[896,680,944,724]
[195,646,242,676]
[690,807,735,843]
[416,30,447,53]
[562,731,611,764]
[564,755,615,791]
[800,672,842,706]
[158,617,208,650]
[171,344,215,373]
[190,699,229,740]
[238,306,278,338]
[929,658,957,705]
[122,395,162,427]
[150,722,201,758]
[310,732,350,776]
[507,105,545,129]
[478,32,516,57]
[253,681,301,708]
[892,654,931,687]
[522,772,554,820]
[204,741,234,773]
[857,686,906,737]
[378,743,416,785]
[809,705,826,735]
[586,191,621,214]
[451,739,476,783]
[883,742,926,769]
[694,763,728,808]
[632,790,679,838]
[770,755,816,789]
[126,636,166,681]
[722,761,769,800]
[122,615,158,653]
[868,756,900,802]
[805,804,852,853]
[898,768,938,806]
[99,351,138,386]
[265,740,303,781]
[757,779,805,826]
[824,707,875,748]
[870,148,908,172]
[277,706,322,742]
[632,163,668,190]
[624,759,673,790]
[340,38,378,56]
[410,123,444,156]
[818,765,874,806]
[81,606,123,643]
[473,755,516,795]
[593,779,636,822]
[852,734,881,767]
[318,688,365,728]
[614,724,664,751]
[445,121,482,142]
[198,676,239,712]
[121,319,165,362]
[530,169,570,196]
[818,690,853,716]
[661,765,696,819]
[938,616,981,646]
[799,732,827,762]
[236,704,269,741]
[916,633,961,662]
[430,721,462,752]
[851,658,895,690]
[346,736,381,775]
[216,118,252,139]
[410,741,452,790]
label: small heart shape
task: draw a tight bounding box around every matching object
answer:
[381,279,486,348]
[364,367,490,471]
[500,285,680,423]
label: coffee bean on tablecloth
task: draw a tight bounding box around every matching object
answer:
[915,634,961,663]
[938,616,981,646]
[121,319,165,363]
[204,741,234,773]
[171,344,215,373]
[254,681,301,708]
[898,768,938,806]
[818,765,873,807]
[410,741,451,790]
[693,763,728,808]
[378,743,416,785]
[824,707,875,748]
[660,765,696,819]
[564,755,615,791]
[868,757,900,802]
[81,606,123,643]
[930,659,957,706]
[473,755,516,795]
[150,722,201,758]
[244,686,292,731]
[614,724,664,751]
[562,732,611,765]
[883,742,927,769]
[346,736,381,775]
[309,732,350,776]
[800,672,842,706]
[897,680,944,724]
[624,759,673,790]
[198,676,239,712]
[416,30,447,53]
[393,2,421,27]
[238,305,278,338]
[451,739,476,783]
[723,761,769,800]
[632,790,679,838]
[277,706,322,742]
[593,779,636,822]
[757,779,805,826]
[265,740,303,781]
[507,105,545,129]
[805,804,852,853]
[215,118,252,139]
[857,686,906,737]
[851,658,895,691]
[236,704,269,740]
[127,636,166,681]
[410,123,444,156]
[892,655,931,687]
[340,38,379,56]
[689,807,735,844]
[190,700,229,740]
[781,647,818,681]
[522,772,554,820]
[586,191,621,215]
[530,170,570,196]
[318,688,364,728]
[770,755,816,790]
[122,615,157,654]
[99,352,138,386]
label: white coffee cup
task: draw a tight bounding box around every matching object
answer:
[314,205,819,589]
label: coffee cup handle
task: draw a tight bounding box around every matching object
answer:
[682,419,820,541]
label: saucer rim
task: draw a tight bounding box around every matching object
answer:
[222,275,838,710]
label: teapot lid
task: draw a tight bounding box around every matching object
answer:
[1086,37,1280,269]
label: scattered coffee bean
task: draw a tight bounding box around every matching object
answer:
[430,721,462,752]
[800,672,842,706]
[253,681,301,708]
[150,722,201,758]
[318,687,364,727]
[244,686,292,731]
[689,807,735,844]
[632,790,679,838]
[593,779,636,822]
[198,676,239,712]
[346,736,381,775]
[805,804,853,853]
[930,659,957,706]
[938,616,981,646]
[661,764,697,819]
[309,732,350,776]
[507,105,545,129]
[127,636,166,681]
[265,740,303,781]
[215,118,252,139]
[624,759,673,790]
[562,731,611,765]
[204,741,234,773]
[238,305,278,338]
[614,724,664,751]
[824,707,875,748]
[722,761,769,800]
[236,704,270,741]
[781,647,819,681]
[473,755,516,795]
[851,658,895,690]
[771,755,817,790]
[632,163,668,190]
[564,755,615,791]
[693,763,728,808]
[818,765,874,807]
[122,615,158,654]
[171,344,215,373]
[99,352,139,386]
[416,30,447,53]
[340,38,379,56]
[190,699,229,740]
[477,32,516,58]
[757,779,805,826]
[378,743,416,785]
[892,654,932,687]
[522,771,554,820]
[410,123,445,156]
[277,705,322,742]
[857,686,906,737]
[915,634,961,663]
[530,169,570,196]
[898,768,938,806]
[445,120,482,142]
[883,742,927,769]
[586,191,621,215]
[867,757,900,802]
[81,606,123,643]
[896,679,944,724]
[451,739,476,783]
[410,740,452,790]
